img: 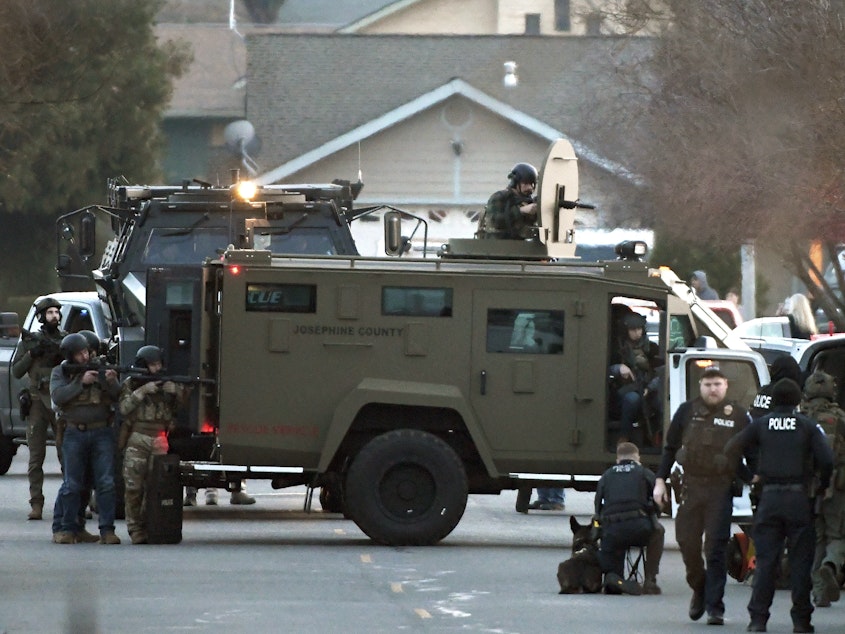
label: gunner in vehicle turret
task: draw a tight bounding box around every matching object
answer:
[476,162,539,240]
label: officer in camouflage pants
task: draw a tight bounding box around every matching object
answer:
[800,370,845,607]
[11,297,66,520]
[118,346,188,545]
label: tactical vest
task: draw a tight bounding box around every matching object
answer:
[599,462,651,521]
[24,328,66,396]
[680,399,744,477]
[801,398,845,486]
[618,338,654,384]
[122,379,181,433]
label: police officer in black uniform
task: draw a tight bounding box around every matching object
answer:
[595,441,664,595]
[725,378,833,633]
[749,356,804,419]
[653,365,752,625]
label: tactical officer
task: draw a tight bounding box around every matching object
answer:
[653,365,752,626]
[799,370,845,608]
[476,162,539,240]
[11,296,66,520]
[725,378,833,633]
[119,346,189,544]
[595,442,664,595]
[749,356,804,419]
[609,312,663,443]
[50,333,121,544]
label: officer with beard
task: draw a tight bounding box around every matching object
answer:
[653,365,752,626]
[11,297,66,520]
[726,378,833,633]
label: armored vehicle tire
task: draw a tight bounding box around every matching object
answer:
[319,483,345,515]
[345,429,468,546]
[0,434,16,475]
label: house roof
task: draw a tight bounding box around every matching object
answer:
[157,24,246,118]
[256,78,638,185]
[275,0,400,30]
[246,33,651,180]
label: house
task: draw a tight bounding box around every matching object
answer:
[245,33,651,251]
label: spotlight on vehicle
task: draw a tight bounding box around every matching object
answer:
[615,240,648,262]
[234,180,258,201]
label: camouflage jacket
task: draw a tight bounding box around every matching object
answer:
[477,188,535,239]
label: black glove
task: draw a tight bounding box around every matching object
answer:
[29,343,44,358]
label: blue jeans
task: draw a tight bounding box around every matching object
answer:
[57,425,116,535]
[537,488,565,504]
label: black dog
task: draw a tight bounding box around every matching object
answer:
[557,516,603,594]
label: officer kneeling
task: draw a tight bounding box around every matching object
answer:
[594,442,665,595]
[725,378,834,634]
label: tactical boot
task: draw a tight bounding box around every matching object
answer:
[28,503,43,520]
[205,489,218,505]
[792,623,814,633]
[76,529,100,543]
[130,532,148,545]
[642,578,662,595]
[53,531,76,544]
[707,611,724,626]
[183,487,197,507]
[604,572,642,595]
[746,622,766,632]
[99,531,121,545]
[819,562,840,603]
[230,490,256,505]
[689,590,705,621]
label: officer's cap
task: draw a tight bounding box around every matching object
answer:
[700,365,726,380]
[771,378,802,407]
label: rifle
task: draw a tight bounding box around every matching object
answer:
[62,362,137,378]
[21,328,62,362]
[129,374,215,386]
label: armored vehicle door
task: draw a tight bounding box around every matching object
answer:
[470,290,583,468]
[145,266,204,434]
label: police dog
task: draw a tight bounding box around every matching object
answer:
[557,516,602,594]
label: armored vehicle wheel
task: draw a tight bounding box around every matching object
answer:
[319,483,345,514]
[0,434,16,475]
[345,429,468,546]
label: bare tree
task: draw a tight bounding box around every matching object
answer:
[599,0,845,326]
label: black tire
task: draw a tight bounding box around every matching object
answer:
[318,481,345,514]
[0,434,16,475]
[345,429,468,546]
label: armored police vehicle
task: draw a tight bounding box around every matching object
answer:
[26,140,774,544]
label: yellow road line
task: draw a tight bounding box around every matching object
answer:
[360,554,372,563]
[414,609,432,619]
[390,583,403,593]
[333,529,345,535]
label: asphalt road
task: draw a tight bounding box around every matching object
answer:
[0,448,841,633]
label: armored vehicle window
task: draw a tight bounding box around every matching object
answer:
[142,228,230,265]
[669,314,695,350]
[686,359,760,409]
[246,283,316,313]
[486,309,564,354]
[252,229,337,255]
[382,287,453,317]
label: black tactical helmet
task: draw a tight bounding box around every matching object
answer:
[78,330,101,352]
[622,312,647,331]
[507,162,538,187]
[60,333,89,360]
[134,345,164,369]
[34,296,62,323]
[803,370,837,401]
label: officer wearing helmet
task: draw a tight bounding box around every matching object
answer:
[118,345,189,544]
[53,330,103,543]
[609,311,663,444]
[800,370,845,608]
[49,332,121,544]
[476,162,539,240]
[11,296,67,520]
